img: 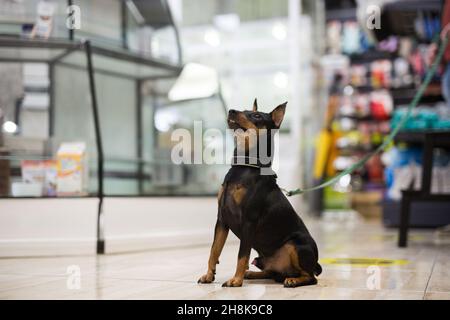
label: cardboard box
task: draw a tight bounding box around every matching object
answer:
[21,160,45,190]
[351,191,383,219]
[21,159,58,196]
[56,142,88,195]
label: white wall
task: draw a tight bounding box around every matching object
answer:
[0,195,306,257]
[0,197,238,257]
[0,198,98,257]
[103,197,235,253]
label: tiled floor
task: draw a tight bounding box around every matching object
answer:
[0,216,449,300]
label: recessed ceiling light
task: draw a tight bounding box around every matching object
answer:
[272,23,287,41]
[273,72,288,89]
[204,29,221,47]
[2,121,17,133]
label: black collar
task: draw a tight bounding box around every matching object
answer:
[231,156,277,177]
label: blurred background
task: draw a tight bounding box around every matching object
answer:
[0,0,449,256]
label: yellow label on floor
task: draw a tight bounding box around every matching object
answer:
[319,257,409,267]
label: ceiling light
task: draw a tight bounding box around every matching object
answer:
[154,109,179,132]
[273,72,288,89]
[204,29,221,47]
[272,23,287,41]
[2,121,17,133]
[168,63,219,101]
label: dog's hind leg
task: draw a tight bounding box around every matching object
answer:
[283,273,317,287]
[244,270,273,280]
[198,220,229,284]
[283,243,317,288]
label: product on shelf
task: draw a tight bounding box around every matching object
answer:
[392,57,413,88]
[383,146,450,200]
[21,160,45,191]
[391,104,450,131]
[30,1,56,39]
[56,142,88,196]
[370,60,392,88]
[19,159,58,196]
[326,20,342,54]
[342,21,361,54]
[350,65,368,87]
[370,90,393,120]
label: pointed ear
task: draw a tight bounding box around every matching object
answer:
[252,98,258,112]
[270,102,287,128]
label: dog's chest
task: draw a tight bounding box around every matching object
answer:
[218,182,249,236]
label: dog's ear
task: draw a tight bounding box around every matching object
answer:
[252,98,258,112]
[270,102,287,128]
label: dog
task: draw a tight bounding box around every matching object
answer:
[198,99,321,288]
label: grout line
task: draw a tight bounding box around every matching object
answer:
[0,277,64,294]
[102,276,197,284]
[422,252,437,300]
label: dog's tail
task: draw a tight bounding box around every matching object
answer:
[314,263,322,276]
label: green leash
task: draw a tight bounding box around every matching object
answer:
[284,36,449,197]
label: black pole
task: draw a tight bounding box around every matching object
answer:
[136,79,143,194]
[68,0,74,40]
[121,0,128,49]
[85,40,105,254]
[48,63,55,136]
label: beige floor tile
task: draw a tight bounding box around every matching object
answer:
[426,271,450,293]
[0,218,448,300]
[424,292,450,300]
[0,274,64,293]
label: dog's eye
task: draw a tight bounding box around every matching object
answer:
[253,114,262,119]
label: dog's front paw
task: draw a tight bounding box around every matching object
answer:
[222,277,243,287]
[198,272,215,284]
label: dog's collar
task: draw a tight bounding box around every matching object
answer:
[231,156,277,177]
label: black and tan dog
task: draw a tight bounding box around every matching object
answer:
[198,99,321,288]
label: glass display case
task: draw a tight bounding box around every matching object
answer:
[0,36,227,198]
[0,1,228,198]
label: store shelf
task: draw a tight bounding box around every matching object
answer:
[392,86,445,105]
[374,0,441,41]
[383,198,450,228]
[325,8,356,22]
[394,130,450,145]
[349,50,395,64]
[0,36,182,80]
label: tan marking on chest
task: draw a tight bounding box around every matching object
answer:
[229,184,247,205]
[217,185,224,204]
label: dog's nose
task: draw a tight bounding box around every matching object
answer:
[228,109,237,116]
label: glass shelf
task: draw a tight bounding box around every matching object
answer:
[0,36,182,79]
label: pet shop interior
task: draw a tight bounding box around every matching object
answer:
[0,0,449,300]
